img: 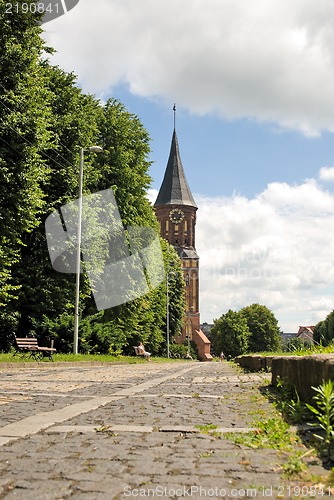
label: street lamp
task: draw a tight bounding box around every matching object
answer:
[166,270,175,359]
[73,146,103,355]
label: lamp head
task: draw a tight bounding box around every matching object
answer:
[88,146,103,153]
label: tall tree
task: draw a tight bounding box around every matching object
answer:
[0,1,51,342]
[241,303,281,353]
[211,309,250,358]
[11,63,103,337]
[93,98,155,225]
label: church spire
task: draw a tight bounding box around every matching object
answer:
[154,117,197,208]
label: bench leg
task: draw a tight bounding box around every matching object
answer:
[13,350,30,360]
[41,351,54,361]
[28,350,42,362]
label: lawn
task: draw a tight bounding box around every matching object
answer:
[0,352,190,364]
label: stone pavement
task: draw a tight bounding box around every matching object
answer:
[0,360,330,499]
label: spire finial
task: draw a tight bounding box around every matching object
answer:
[173,103,176,130]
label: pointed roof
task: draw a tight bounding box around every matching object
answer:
[154,129,197,208]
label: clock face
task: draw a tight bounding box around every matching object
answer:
[169,208,184,224]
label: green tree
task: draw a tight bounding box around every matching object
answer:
[0,1,52,345]
[313,320,324,345]
[40,63,103,209]
[11,63,103,338]
[44,98,185,355]
[75,238,185,356]
[93,98,155,225]
[314,310,334,346]
[211,309,250,358]
[241,303,281,353]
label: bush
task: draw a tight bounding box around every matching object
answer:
[165,341,198,359]
[79,312,127,354]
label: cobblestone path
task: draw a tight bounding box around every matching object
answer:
[0,361,330,499]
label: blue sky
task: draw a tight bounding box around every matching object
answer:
[43,0,334,332]
[112,85,334,199]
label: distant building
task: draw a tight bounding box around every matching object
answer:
[201,323,214,337]
[297,326,315,345]
[281,332,297,345]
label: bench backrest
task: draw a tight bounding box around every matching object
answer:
[15,338,39,348]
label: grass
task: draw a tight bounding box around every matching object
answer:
[224,415,316,480]
[195,423,219,434]
[226,417,299,451]
[281,454,308,477]
[247,344,334,357]
[0,352,191,364]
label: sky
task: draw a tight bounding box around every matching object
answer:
[43,0,334,332]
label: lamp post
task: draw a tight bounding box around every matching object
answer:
[166,270,175,359]
[185,272,194,357]
[187,306,195,356]
[73,146,103,355]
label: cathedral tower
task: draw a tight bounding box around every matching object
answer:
[154,121,212,361]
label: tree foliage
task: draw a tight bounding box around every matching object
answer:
[241,303,281,353]
[0,0,50,314]
[211,309,249,358]
[314,310,334,346]
[211,303,281,357]
[10,63,103,338]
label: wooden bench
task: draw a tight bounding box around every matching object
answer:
[133,346,151,360]
[13,336,57,361]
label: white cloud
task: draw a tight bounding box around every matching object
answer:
[146,189,158,205]
[319,166,334,182]
[195,180,334,332]
[44,0,334,135]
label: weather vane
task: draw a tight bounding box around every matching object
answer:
[173,103,176,130]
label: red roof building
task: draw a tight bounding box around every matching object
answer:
[297,326,315,344]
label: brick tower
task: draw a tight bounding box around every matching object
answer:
[154,124,212,361]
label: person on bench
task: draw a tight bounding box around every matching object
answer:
[136,342,151,361]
